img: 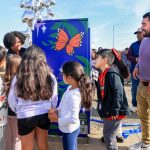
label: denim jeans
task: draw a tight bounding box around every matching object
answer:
[62,128,80,150]
[131,75,140,107]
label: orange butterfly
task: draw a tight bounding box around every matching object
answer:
[55,29,84,55]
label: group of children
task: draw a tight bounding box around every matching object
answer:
[0,31,93,150]
[0,30,130,150]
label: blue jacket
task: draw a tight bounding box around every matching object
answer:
[127,41,141,73]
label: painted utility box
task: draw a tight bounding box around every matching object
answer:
[32,18,91,137]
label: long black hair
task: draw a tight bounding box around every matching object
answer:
[3,31,26,50]
[96,48,129,79]
[62,61,92,109]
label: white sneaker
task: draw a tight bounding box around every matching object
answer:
[130,106,137,113]
[128,141,150,150]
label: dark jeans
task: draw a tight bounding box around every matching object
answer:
[103,119,121,150]
[131,75,140,107]
[62,128,80,150]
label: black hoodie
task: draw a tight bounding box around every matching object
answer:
[96,67,130,118]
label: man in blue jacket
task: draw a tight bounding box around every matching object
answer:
[127,28,144,112]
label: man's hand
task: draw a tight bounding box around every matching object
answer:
[133,68,139,79]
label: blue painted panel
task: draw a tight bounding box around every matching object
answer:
[32,18,91,136]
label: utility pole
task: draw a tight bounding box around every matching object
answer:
[112,23,123,48]
[113,25,115,48]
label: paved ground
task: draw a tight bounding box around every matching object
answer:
[44,85,141,150]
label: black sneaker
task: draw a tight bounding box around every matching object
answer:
[116,136,124,143]
[101,136,124,143]
[101,136,105,143]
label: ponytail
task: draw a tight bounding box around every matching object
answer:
[113,59,129,79]
[79,74,92,110]
[61,61,93,109]
[112,48,129,79]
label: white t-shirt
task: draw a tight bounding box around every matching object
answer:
[8,74,58,119]
[58,86,81,133]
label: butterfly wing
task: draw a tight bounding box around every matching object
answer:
[69,33,83,47]
[55,42,66,51]
[55,29,68,51]
[66,32,84,55]
[66,44,74,55]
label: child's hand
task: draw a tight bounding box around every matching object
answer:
[48,113,58,122]
[111,116,118,120]
[48,108,58,122]
[0,96,5,101]
[49,108,57,115]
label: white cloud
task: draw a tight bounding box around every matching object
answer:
[133,0,150,17]
[91,22,112,49]
[91,0,130,10]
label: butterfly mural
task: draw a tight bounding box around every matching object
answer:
[32,19,91,137]
[55,28,84,55]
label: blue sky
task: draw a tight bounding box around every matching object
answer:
[0,0,150,50]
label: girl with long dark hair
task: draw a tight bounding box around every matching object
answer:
[48,61,93,150]
[8,45,58,150]
[4,54,22,150]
